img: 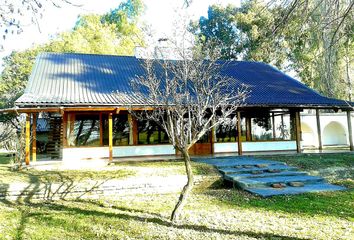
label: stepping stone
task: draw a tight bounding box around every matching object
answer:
[256,164,268,168]
[218,165,297,175]
[236,175,324,188]
[289,181,305,187]
[244,165,254,168]
[196,157,284,168]
[226,171,308,180]
[245,183,346,197]
[271,183,286,188]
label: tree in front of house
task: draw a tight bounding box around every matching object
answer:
[131,39,248,222]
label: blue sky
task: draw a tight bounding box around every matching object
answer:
[0,0,239,67]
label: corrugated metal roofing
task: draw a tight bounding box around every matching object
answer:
[15,52,350,108]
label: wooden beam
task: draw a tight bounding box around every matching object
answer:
[295,111,302,153]
[128,114,134,145]
[272,113,276,140]
[210,126,215,154]
[32,113,37,162]
[108,113,113,163]
[62,112,68,147]
[237,112,243,155]
[347,110,353,151]
[99,112,103,146]
[132,116,138,145]
[245,117,252,141]
[316,109,323,151]
[25,114,31,165]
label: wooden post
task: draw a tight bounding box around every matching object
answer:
[62,112,68,147]
[132,116,138,145]
[316,109,323,151]
[347,110,353,151]
[128,114,134,145]
[272,113,276,140]
[25,113,31,165]
[295,111,302,153]
[237,112,243,155]
[32,113,37,162]
[99,113,103,146]
[245,117,252,141]
[108,113,113,163]
[210,126,215,154]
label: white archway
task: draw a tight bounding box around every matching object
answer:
[323,121,347,145]
[301,122,316,147]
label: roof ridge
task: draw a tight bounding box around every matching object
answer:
[39,52,137,59]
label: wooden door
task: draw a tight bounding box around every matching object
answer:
[188,131,213,155]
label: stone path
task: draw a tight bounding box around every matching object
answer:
[194,156,345,197]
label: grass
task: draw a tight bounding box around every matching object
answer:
[256,153,353,170]
[0,152,353,239]
[0,154,135,184]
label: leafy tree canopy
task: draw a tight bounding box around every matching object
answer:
[0,0,145,111]
[191,0,353,100]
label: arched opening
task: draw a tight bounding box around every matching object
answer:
[301,122,315,147]
[323,122,347,146]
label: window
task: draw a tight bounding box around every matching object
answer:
[137,120,169,144]
[216,117,237,142]
[68,114,100,147]
[103,114,130,146]
[274,114,292,140]
[251,115,273,141]
[216,116,246,142]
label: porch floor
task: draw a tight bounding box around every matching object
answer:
[27,148,352,171]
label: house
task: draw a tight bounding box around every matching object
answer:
[5,52,354,164]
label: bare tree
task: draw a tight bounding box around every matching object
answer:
[0,0,80,49]
[130,43,248,222]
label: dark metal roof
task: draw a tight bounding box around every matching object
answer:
[15,52,351,109]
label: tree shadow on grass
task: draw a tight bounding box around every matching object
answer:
[1,185,306,240]
[27,200,306,240]
[0,170,111,240]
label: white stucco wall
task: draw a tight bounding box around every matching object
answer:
[214,141,297,153]
[62,147,109,161]
[112,145,175,157]
[300,112,353,147]
[62,145,176,160]
[214,142,238,153]
[243,141,297,152]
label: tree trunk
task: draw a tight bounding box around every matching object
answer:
[170,149,194,222]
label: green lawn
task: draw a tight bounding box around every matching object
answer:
[0,153,353,239]
[256,153,353,170]
[0,154,135,184]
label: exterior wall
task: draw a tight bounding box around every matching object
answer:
[214,143,238,153]
[300,112,354,147]
[243,141,297,152]
[113,145,175,157]
[214,141,297,153]
[63,145,175,160]
[63,147,109,161]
